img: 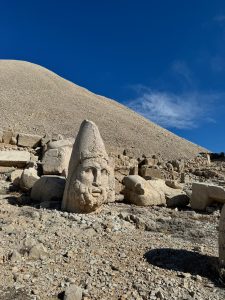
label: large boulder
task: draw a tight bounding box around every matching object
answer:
[31,175,66,203]
[190,182,225,210]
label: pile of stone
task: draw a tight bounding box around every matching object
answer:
[0,122,193,214]
[1,122,225,215]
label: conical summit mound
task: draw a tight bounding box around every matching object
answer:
[0,60,205,159]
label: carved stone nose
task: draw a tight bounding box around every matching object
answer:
[94,170,101,186]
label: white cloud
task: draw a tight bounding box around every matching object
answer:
[126,87,222,129]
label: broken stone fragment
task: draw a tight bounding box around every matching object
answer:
[63,284,82,300]
[123,175,165,206]
[62,120,115,213]
[42,141,73,176]
[17,133,42,148]
[28,243,48,260]
[123,175,188,207]
[10,250,22,262]
[20,168,40,190]
[190,182,225,210]
[10,169,23,186]
[2,129,14,144]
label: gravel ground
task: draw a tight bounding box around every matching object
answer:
[0,179,224,300]
[0,60,206,160]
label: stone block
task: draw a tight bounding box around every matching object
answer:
[0,151,30,168]
[18,133,42,148]
[139,165,163,179]
[2,129,14,144]
[42,145,72,176]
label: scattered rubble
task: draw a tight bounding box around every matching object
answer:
[0,125,225,299]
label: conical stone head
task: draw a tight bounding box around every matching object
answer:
[62,120,115,213]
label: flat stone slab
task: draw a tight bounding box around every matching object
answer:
[17,133,42,148]
[0,151,30,167]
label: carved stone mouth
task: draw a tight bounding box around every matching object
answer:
[92,188,102,196]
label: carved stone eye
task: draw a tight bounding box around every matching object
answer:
[101,169,108,175]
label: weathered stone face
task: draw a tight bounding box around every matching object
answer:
[67,158,111,212]
[62,120,115,213]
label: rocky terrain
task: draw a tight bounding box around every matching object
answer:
[0,60,205,159]
[0,180,224,300]
[0,130,224,299]
[1,60,225,300]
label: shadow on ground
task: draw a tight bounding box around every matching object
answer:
[5,194,61,210]
[144,248,223,286]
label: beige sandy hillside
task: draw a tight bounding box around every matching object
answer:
[0,60,206,159]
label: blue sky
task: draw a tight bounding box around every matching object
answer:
[0,1,225,152]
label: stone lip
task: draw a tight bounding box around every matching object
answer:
[0,150,30,168]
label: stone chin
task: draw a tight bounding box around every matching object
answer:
[69,180,108,213]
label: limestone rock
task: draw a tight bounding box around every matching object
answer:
[10,250,22,262]
[62,120,115,213]
[63,284,82,300]
[123,175,165,206]
[29,243,48,260]
[17,133,42,148]
[139,165,163,180]
[190,182,225,210]
[20,168,40,190]
[0,150,30,168]
[31,175,66,203]
[2,129,14,144]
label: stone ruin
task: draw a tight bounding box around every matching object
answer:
[0,122,225,214]
[2,121,225,284]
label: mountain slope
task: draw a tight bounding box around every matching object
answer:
[0,60,206,159]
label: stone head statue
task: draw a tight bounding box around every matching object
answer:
[61,120,115,213]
